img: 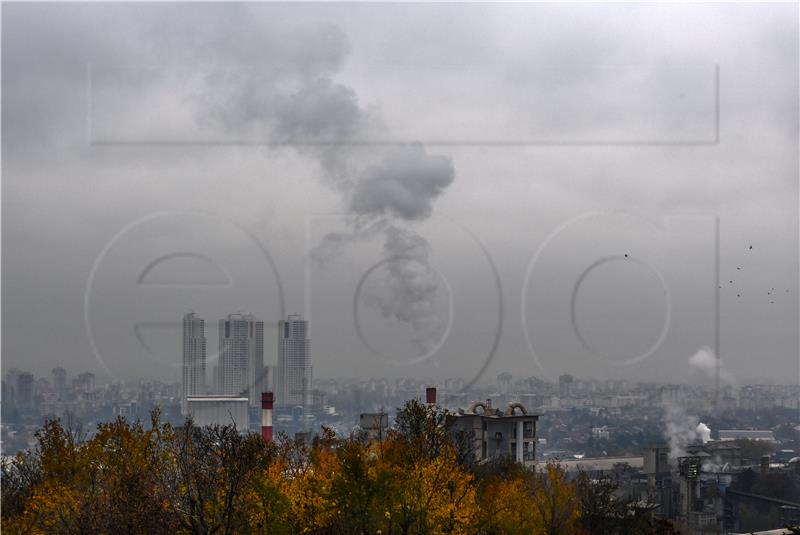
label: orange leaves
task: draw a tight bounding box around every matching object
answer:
[5,411,583,535]
[473,463,582,535]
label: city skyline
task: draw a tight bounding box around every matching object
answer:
[179,311,316,414]
[1,3,797,531]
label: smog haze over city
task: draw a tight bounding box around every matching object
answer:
[4,4,800,533]
[2,2,798,387]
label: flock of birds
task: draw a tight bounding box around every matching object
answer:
[620,245,790,305]
[719,245,789,304]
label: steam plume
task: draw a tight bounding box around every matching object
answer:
[688,346,735,384]
[663,402,712,461]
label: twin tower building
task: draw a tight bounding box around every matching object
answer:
[181,312,312,415]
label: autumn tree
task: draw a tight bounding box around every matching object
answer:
[471,459,582,535]
[162,420,271,535]
[393,398,453,458]
[2,407,687,535]
[573,471,680,535]
[526,464,582,535]
[79,410,177,533]
[375,438,477,534]
[471,457,538,534]
[2,411,178,534]
[393,398,476,468]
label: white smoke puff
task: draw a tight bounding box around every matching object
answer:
[696,422,711,443]
[364,227,445,355]
[663,402,705,461]
[688,346,735,384]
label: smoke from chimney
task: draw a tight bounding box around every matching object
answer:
[663,402,712,461]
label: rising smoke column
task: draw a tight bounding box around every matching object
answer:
[349,146,454,356]
[663,402,712,461]
[362,227,445,356]
[662,347,724,461]
[185,13,456,357]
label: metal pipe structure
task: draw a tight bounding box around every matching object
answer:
[261,392,274,443]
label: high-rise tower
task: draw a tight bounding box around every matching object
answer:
[52,366,67,395]
[216,313,264,408]
[182,312,207,415]
[276,314,312,407]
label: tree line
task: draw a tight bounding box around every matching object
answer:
[2,400,680,534]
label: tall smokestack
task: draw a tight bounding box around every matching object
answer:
[426,387,436,405]
[261,392,274,443]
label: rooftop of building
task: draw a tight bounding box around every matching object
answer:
[186,396,249,402]
[454,399,539,419]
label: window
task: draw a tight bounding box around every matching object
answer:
[523,421,535,438]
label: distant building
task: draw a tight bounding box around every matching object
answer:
[591,426,611,440]
[182,312,207,415]
[718,429,776,442]
[644,444,671,478]
[113,401,139,419]
[497,372,512,393]
[450,399,539,466]
[185,396,249,432]
[276,314,312,407]
[74,372,96,398]
[1,380,8,408]
[5,368,21,389]
[359,412,389,441]
[216,313,264,408]
[52,366,67,394]
[558,373,574,397]
[16,372,34,413]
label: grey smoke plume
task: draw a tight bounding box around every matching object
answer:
[182,13,455,355]
[363,227,445,356]
[350,145,454,221]
[341,146,454,356]
[663,402,712,461]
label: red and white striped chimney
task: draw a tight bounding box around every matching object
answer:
[261,392,274,443]
[426,387,437,405]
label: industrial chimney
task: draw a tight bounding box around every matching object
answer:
[426,387,437,405]
[261,392,274,443]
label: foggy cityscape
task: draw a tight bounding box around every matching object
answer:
[2,2,799,534]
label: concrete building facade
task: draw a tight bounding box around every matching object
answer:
[276,314,312,407]
[451,399,539,466]
[182,312,207,415]
[185,396,249,433]
[215,313,264,408]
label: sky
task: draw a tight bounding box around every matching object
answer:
[2,2,798,387]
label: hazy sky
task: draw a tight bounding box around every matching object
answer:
[3,2,798,387]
